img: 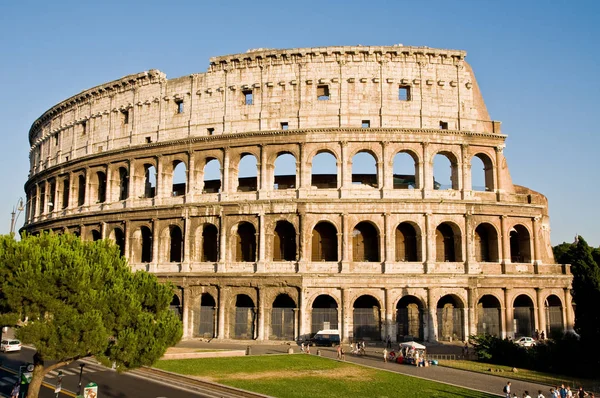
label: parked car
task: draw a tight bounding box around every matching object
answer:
[514,337,536,347]
[0,339,22,352]
[310,329,341,347]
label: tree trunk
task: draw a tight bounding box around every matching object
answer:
[26,363,46,398]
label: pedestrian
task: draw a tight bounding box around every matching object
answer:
[540,330,546,340]
[336,344,342,360]
[383,347,388,363]
[566,386,573,398]
[305,343,310,354]
[534,329,539,340]
[560,384,568,398]
[538,390,546,398]
[10,382,19,398]
[300,342,305,353]
[524,391,532,398]
[503,381,512,398]
[340,345,345,360]
[386,335,392,349]
[550,388,559,398]
[463,341,469,358]
[577,387,588,398]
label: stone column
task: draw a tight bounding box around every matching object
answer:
[532,216,541,267]
[84,167,91,207]
[217,286,227,339]
[341,288,350,343]
[379,141,388,192]
[536,288,546,335]
[383,213,392,271]
[500,215,510,267]
[340,213,349,272]
[495,145,505,192]
[258,287,265,340]
[460,144,470,199]
[151,219,159,272]
[427,288,437,342]
[182,287,190,339]
[504,288,514,339]
[298,287,305,340]
[155,155,164,204]
[187,151,196,201]
[259,144,268,198]
[183,212,191,269]
[218,215,226,272]
[293,308,299,341]
[467,287,477,337]
[298,143,308,197]
[384,288,394,341]
[297,211,306,272]
[257,213,266,272]
[464,213,472,272]
[421,142,432,195]
[340,141,349,196]
[564,287,573,331]
[424,213,434,272]
[221,147,230,198]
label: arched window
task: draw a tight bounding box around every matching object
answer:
[436,223,462,262]
[91,230,102,242]
[271,294,296,340]
[169,225,183,262]
[311,295,338,333]
[396,296,424,341]
[437,295,464,341]
[140,226,153,263]
[201,224,218,262]
[510,225,531,263]
[274,153,296,190]
[477,295,501,336]
[95,171,106,203]
[471,154,494,192]
[311,222,338,261]
[143,164,157,198]
[197,293,216,338]
[61,178,70,209]
[110,228,125,257]
[311,151,337,189]
[203,158,221,193]
[236,222,256,262]
[433,152,459,190]
[118,167,129,201]
[353,295,381,340]
[513,295,534,338]
[352,222,379,262]
[172,161,187,197]
[474,223,499,262]
[233,294,256,339]
[273,221,296,261]
[77,174,86,206]
[545,295,564,337]
[351,151,378,188]
[395,222,419,262]
[238,154,258,192]
[393,151,418,189]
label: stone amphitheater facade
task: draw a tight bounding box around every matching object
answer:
[23,45,572,343]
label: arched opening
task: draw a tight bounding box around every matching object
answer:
[169,225,183,263]
[311,151,337,189]
[351,151,378,188]
[352,222,380,262]
[273,221,296,261]
[197,293,216,338]
[203,158,221,193]
[201,224,218,262]
[77,174,86,206]
[437,295,464,342]
[513,294,535,338]
[393,151,418,189]
[233,294,256,339]
[433,152,458,190]
[271,294,296,340]
[545,295,563,337]
[274,153,296,190]
[172,161,186,197]
[96,171,107,203]
[91,230,102,242]
[474,223,499,262]
[510,225,531,263]
[61,178,70,209]
[140,226,153,263]
[170,294,182,320]
[118,167,129,201]
[395,222,419,262]
[396,296,424,341]
[110,228,125,257]
[353,295,381,340]
[311,295,338,333]
[471,154,494,191]
[477,295,501,336]
[143,164,156,198]
[436,222,461,262]
[236,222,256,262]
[311,222,338,261]
[238,154,258,192]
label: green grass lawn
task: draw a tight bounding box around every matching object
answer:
[440,360,600,391]
[155,355,496,398]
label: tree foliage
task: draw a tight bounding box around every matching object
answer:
[0,233,182,398]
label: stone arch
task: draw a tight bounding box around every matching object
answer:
[232,294,256,339]
[436,222,462,262]
[77,173,86,206]
[142,163,157,198]
[172,160,187,197]
[351,150,378,188]
[311,221,338,262]
[513,294,535,338]
[168,225,183,262]
[433,151,459,190]
[474,222,499,262]
[198,223,218,262]
[273,220,296,261]
[235,222,257,262]
[271,294,296,340]
[396,295,425,341]
[311,294,339,333]
[170,293,182,320]
[395,222,421,262]
[203,157,221,193]
[198,293,216,338]
[544,294,563,337]
[118,166,129,201]
[311,150,338,189]
[352,221,380,262]
[108,227,125,257]
[90,229,102,242]
[393,150,419,189]
[477,294,501,336]
[131,225,153,263]
[237,153,258,192]
[471,153,495,192]
[92,170,107,203]
[510,224,532,263]
[273,152,297,190]
[353,295,381,340]
[436,294,465,342]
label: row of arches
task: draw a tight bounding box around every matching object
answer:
[190,292,565,341]
[115,220,532,265]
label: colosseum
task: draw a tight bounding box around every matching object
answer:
[22,45,573,344]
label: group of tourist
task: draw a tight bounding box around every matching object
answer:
[504,382,593,398]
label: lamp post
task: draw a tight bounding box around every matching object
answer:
[78,363,85,395]
[10,197,24,236]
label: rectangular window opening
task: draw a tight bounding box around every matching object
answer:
[439,121,449,130]
[54,133,59,146]
[361,120,370,128]
[243,90,253,105]
[175,100,184,114]
[281,122,289,130]
[121,109,129,124]
[145,137,152,144]
[82,121,87,135]
[207,128,215,135]
[399,85,411,101]
[317,85,330,100]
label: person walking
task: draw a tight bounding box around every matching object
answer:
[577,387,588,398]
[537,390,545,398]
[503,381,512,398]
[524,391,532,398]
[383,347,388,363]
[10,382,20,398]
[386,335,392,349]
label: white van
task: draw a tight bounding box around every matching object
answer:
[310,329,341,346]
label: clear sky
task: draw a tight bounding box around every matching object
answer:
[1,0,598,247]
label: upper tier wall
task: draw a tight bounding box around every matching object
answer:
[27,46,499,177]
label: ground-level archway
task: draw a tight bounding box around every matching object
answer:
[437,295,464,342]
[196,293,216,338]
[396,296,424,341]
[233,294,256,339]
[311,295,338,333]
[353,295,381,341]
[271,294,296,340]
[477,295,501,336]
[545,294,564,337]
[513,294,534,338]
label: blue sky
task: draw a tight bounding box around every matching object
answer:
[1,0,598,246]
